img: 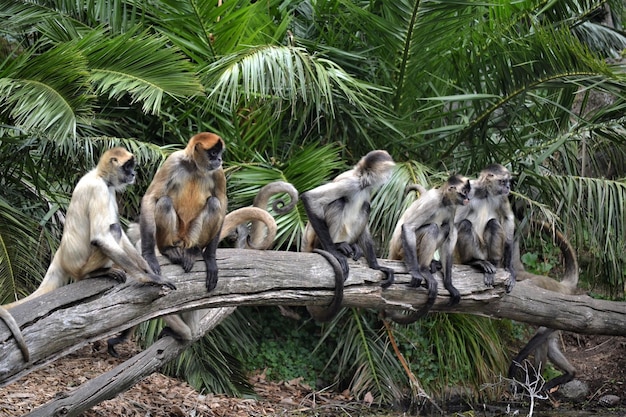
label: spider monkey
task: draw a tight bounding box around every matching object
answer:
[454,164,516,292]
[301,150,395,322]
[508,221,579,392]
[106,204,278,356]
[109,134,279,349]
[140,132,227,292]
[2,148,174,361]
[386,175,471,324]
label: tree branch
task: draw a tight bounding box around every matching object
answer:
[1,248,624,389]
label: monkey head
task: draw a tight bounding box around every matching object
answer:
[445,174,471,206]
[480,163,511,196]
[187,132,225,171]
[357,149,395,189]
[99,147,136,191]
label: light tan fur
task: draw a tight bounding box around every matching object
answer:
[3,147,174,361]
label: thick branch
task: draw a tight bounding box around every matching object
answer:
[1,248,624,387]
[25,308,236,417]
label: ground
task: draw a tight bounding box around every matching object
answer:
[0,333,624,416]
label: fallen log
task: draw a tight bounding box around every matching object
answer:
[1,248,624,388]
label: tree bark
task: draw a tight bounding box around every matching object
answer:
[25,307,236,417]
[1,249,624,389]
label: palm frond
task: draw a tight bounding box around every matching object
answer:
[0,43,92,142]
[84,30,204,114]
[317,309,405,404]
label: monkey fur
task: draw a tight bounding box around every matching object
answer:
[386,174,471,324]
[454,164,516,292]
[301,150,395,322]
[109,136,281,351]
[508,221,579,392]
[233,181,298,249]
[140,132,228,292]
[3,147,175,361]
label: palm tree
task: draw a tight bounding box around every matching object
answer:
[1,0,625,405]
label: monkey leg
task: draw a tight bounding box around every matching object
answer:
[358,230,394,288]
[542,330,576,391]
[83,266,127,283]
[306,249,345,322]
[152,196,182,273]
[508,327,553,383]
[107,326,136,358]
[457,219,496,286]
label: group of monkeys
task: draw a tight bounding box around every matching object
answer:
[0,132,577,394]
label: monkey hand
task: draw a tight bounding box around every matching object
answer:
[407,270,423,288]
[335,242,362,261]
[471,260,495,287]
[378,267,395,288]
[504,268,516,293]
[143,252,162,275]
[204,260,219,292]
[108,268,127,283]
[446,285,460,305]
[424,276,438,302]
[145,273,177,290]
[429,260,442,273]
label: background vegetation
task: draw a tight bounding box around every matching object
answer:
[1,0,625,409]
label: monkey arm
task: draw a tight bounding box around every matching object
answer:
[441,222,460,305]
[301,191,350,275]
[139,193,161,275]
[358,228,394,288]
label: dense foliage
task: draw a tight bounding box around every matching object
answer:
[1,0,625,406]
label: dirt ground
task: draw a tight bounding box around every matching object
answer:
[0,333,624,416]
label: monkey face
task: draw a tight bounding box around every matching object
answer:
[205,145,223,171]
[120,157,136,186]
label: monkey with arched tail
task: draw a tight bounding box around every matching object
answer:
[3,147,175,361]
[454,164,516,292]
[508,221,579,393]
[301,150,395,322]
[386,174,471,324]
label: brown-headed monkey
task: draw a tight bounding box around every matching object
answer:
[387,175,470,323]
[3,147,175,361]
[454,164,516,292]
[107,205,277,356]
[140,132,227,292]
[301,150,395,322]
[508,222,579,392]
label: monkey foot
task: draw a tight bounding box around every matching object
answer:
[505,276,516,293]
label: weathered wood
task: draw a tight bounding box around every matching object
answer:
[1,248,624,388]
[25,307,236,417]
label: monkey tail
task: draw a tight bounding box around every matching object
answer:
[405,183,428,196]
[533,221,579,290]
[253,181,299,215]
[383,298,434,325]
[220,207,277,250]
[306,249,345,322]
[0,307,29,361]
